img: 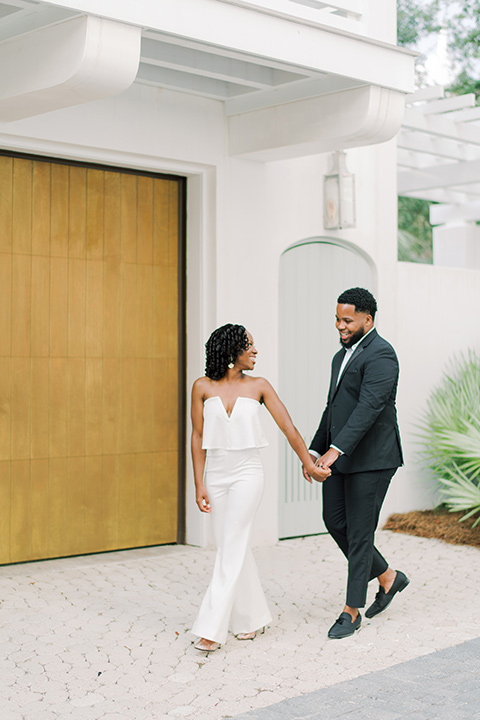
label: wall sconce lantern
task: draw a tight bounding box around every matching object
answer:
[323,150,356,230]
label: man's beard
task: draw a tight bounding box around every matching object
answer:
[339,326,365,349]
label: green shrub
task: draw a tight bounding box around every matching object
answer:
[418,351,480,527]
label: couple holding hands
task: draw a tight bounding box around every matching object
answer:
[190,287,409,652]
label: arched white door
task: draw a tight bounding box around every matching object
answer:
[278,238,375,539]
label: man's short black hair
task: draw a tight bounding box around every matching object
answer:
[337,287,377,320]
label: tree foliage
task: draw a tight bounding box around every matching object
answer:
[397,197,433,263]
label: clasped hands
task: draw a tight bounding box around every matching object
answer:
[303,447,340,484]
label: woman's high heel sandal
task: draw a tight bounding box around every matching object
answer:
[194,638,220,652]
[236,626,266,641]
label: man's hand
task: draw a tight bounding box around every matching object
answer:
[319,447,340,469]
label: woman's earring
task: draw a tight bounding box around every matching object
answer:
[228,357,234,369]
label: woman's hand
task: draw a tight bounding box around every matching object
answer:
[304,462,331,483]
[196,484,212,513]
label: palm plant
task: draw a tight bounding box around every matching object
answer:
[418,350,480,527]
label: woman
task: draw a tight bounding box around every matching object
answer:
[190,324,330,652]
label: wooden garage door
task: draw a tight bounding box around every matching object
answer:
[0,154,184,564]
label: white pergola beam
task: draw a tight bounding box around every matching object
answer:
[397,130,474,162]
[398,158,480,194]
[445,107,480,124]
[402,107,480,148]
[403,188,480,204]
[430,201,480,225]
[421,94,475,116]
[405,86,444,104]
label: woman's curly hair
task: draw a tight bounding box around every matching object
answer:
[205,324,249,380]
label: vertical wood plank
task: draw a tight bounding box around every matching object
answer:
[103,358,120,455]
[10,459,30,562]
[11,358,30,460]
[167,357,179,451]
[167,263,178,361]
[0,156,13,253]
[152,360,168,452]
[31,255,50,358]
[0,358,11,461]
[48,456,67,557]
[103,261,120,358]
[12,158,32,255]
[32,162,51,257]
[119,263,137,358]
[118,453,136,546]
[152,266,168,358]
[153,179,169,266]
[69,166,87,259]
[152,451,178,541]
[136,264,152,359]
[84,455,104,551]
[119,359,136,454]
[30,458,49,558]
[168,181,179,268]
[68,258,86,358]
[51,164,69,257]
[137,176,153,265]
[12,254,31,357]
[67,358,86,457]
[0,253,12,357]
[50,257,68,357]
[86,260,103,357]
[104,172,121,261]
[120,174,137,264]
[66,456,85,555]
[135,452,152,544]
[86,169,104,260]
[86,358,103,456]
[102,454,118,549]
[136,358,153,453]
[0,461,11,563]
[30,358,49,459]
[49,358,67,458]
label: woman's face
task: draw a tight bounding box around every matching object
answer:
[235,331,257,372]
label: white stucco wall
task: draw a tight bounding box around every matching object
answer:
[2,72,473,548]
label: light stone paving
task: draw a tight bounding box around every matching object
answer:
[0,530,479,720]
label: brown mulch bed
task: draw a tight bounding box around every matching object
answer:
[383,508,480,548]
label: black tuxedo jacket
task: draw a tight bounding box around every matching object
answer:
[310,329,403,474]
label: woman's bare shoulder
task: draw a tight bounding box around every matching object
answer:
[192,376,212,397]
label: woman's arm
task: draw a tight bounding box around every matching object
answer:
[260,379,330,483]
[191,379,211,512]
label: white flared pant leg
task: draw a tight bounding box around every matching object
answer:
[191,449,272,645]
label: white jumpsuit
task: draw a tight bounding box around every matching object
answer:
[191,396,272,645]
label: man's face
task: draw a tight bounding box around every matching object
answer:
[335,303,373,349]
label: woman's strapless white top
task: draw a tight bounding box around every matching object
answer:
[202,396,269,450]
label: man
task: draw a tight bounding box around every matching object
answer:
[304,287,409,639]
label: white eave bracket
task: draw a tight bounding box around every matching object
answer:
[0,15,141,122]
[228,84,406,161]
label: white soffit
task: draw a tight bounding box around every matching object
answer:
[4,0,414,115]
[398,87,480,221]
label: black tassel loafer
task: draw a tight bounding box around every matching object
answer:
[365,570,410,619]
[327,611,362,639]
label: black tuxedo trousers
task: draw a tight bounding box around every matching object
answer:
[323,467,396,607]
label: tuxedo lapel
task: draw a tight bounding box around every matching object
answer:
[330,329,378,400]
